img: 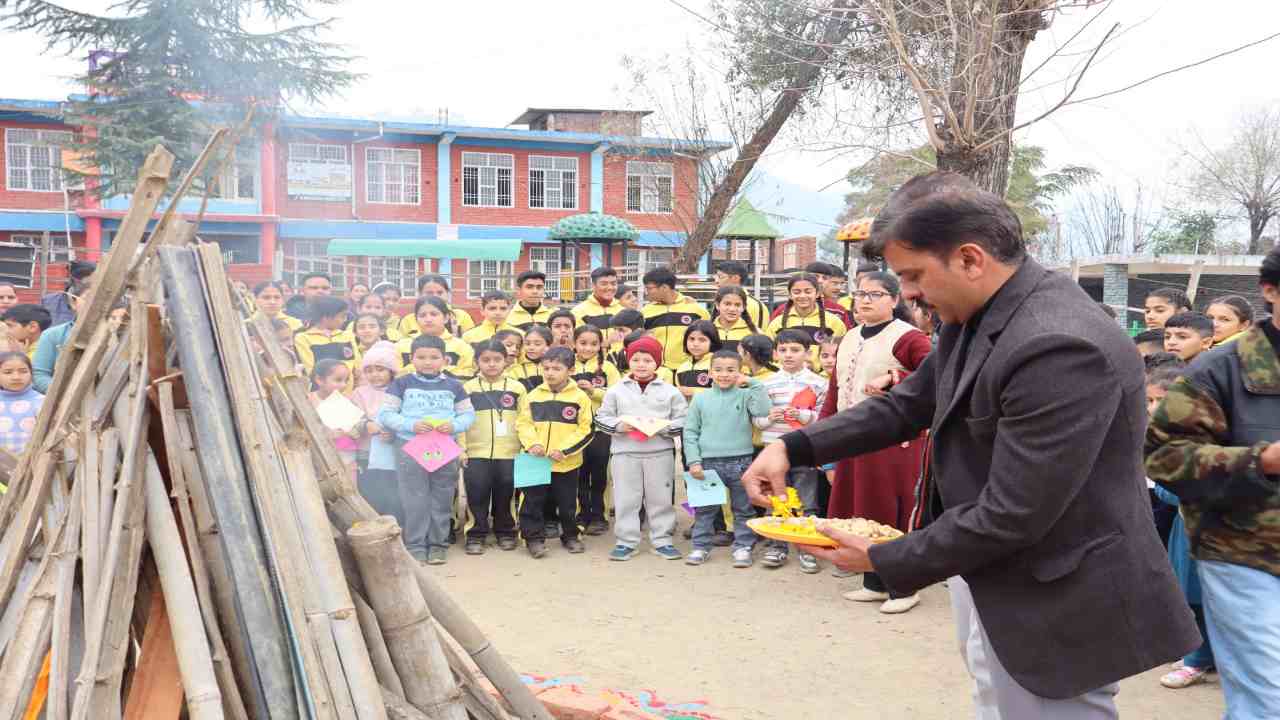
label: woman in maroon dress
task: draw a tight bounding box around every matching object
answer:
[818,271,931,614]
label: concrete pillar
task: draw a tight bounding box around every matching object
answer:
[1102,263,1128,328]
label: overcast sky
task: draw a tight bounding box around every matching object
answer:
[2,0,1277,234]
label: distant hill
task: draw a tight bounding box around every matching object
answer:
[741,170,845,239]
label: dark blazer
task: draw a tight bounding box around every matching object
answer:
[795,258,1199,699]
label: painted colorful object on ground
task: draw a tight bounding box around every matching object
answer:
[521,673,720,720]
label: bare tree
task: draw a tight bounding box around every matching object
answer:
[1183,105,1280,254]
[1068,182,1163,257]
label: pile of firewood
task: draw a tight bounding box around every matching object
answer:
[0,145,552,720]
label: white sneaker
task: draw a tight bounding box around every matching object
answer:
[842,588,890,603]
[798,552,820,574]
[831,567,859,578]
[731,547,753,568]
[879,594,921,614]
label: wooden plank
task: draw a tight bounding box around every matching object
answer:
[121,587,184,720]
[155,246,299,720]
[1186,259,1206,304]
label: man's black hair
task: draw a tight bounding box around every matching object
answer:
[416,273,450,293]
[410,333,447,355]
[2,304,52,330]
[1147,287,1191,312]
[481,289,511,306]
[300,271,331,285]
[717,261,748,282]
[866,172,1025,263]
[710,349,742,365]
[803,261,834,276]
[539,346,575,368]
[308,296,349,324]
[590,267,618,283]
[775,328,812,348]
[1164,311,1213,338]
[1261,246,1280,288]
[610,308,644,330]
[69,260,96,280]
[516,270,546,286]
[1133,328,1164,346]
[641,266,678,290]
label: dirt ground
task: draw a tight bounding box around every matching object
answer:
[434,521,1226,720]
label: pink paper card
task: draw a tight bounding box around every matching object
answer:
[402,431,462,472]
[627,429,650,441]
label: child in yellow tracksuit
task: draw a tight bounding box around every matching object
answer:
[570,324,621,535]
[516,346,594,558]
[395,296,475,381]
[462,339,525,554]
[294,296,357,389]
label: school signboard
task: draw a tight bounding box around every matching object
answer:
[286,157,352,201]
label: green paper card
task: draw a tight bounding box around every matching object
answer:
[514,452,553,488]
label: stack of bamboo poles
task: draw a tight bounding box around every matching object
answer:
[0,143,553,720]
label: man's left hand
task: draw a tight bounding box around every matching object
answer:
[801,524,876,573]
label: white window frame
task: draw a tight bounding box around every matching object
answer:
[289,142,348,165]
[11,233,72,263]
[288,238,347,291]
[5,128,72,193]
[783,244,799,268]
[625,161,674,214]
[365,147,421,205]
[622,247,675,288]
[528,155,578,210]
[466,260,515,299]
[528,246,562,290]
[461,152,514,208]
[210,142,258,200]
[368,256,418,294]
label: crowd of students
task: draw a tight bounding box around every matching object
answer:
[257,260,941,578]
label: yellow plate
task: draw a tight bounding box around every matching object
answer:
[746,518,839,548]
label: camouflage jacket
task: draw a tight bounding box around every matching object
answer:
[1145,324,1280,576]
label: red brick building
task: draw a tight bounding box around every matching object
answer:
[0,100,729,307]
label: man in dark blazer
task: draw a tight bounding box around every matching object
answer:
[743,172,1199,717]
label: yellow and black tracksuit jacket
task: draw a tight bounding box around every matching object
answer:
[710,317,754,354]
[740,292,769,330]
[461,321,523,345]
[571,356,621,412]
[641,293,709,369]
[517,383,594,473]
[571,295,625,330]
[294,326,357,378]
[508,302,553,332]
[397,306,476,339]
[504,359,543,393]
[395,333,476,381]
[674,355,714,398]
[766,305,849,371]
[462,377,525,460]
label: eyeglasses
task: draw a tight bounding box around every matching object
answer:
[852,291,892,301]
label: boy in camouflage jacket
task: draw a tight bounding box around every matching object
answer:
[1145,258,1280,718]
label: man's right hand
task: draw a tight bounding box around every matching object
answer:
[1261,442,1280,474]
[743,442,792,508]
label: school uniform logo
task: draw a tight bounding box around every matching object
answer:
[500,393,516,408]
[812,329,831,343]
[343,346,355,360]
[562,406,578,421]
[591,375,606,387]
[697,372,710,386]
[681,315,693,325]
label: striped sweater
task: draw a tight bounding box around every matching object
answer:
[751,367,828,445]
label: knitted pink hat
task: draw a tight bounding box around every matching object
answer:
[361,340,399,373]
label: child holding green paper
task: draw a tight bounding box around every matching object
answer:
[378,334,475,565]
[683,349,773,567]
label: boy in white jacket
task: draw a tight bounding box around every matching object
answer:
[594,336,688,561]
[753,329,828,572]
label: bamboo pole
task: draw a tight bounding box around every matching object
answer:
[351,591,406,701]
[142,448,224,720]
[155,383,250,720]
[347,517,467,720]
[157,246,300,720]
[47,480,85,720]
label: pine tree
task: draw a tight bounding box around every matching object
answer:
[1,0,358,196]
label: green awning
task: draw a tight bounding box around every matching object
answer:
[327,238,522,261]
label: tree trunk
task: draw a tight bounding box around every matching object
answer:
[937,2,1044,198]
[673,4,857,272]
[1248,207,1272,254]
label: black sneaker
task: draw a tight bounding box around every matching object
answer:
[544,521,561,538]
[563,537,585,554]
[465,540,484,555]
[527,540,547,559]
[497,536,517,551]
[585,519,609,536]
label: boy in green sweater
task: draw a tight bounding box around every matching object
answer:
[683,349,772,567]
